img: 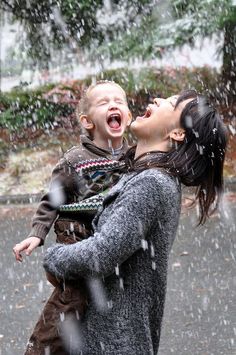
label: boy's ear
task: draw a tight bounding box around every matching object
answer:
[80,115,94,130]
[127,111,132,126]
[169,128,185,142]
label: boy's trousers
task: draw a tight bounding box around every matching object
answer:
[24,218,91,355]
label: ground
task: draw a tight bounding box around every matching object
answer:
[0,201,235,354]
[0,128,79,196]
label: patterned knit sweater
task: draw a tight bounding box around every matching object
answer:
[28,135,128,243]
[43,168,181,354]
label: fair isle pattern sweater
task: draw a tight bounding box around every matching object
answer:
[44,168,181,355]
[28,135,128,243]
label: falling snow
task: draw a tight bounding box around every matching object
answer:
[0,0,235,353]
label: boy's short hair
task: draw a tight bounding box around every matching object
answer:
[76,80,127,116]
[76,80,128,138]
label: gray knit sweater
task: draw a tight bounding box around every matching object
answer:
[43,168,181,355]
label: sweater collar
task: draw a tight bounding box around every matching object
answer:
[80,135,129,159]
[123,147,168,172]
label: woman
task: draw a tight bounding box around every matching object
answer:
[43,90,227,354]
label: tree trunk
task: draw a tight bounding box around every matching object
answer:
[221,9,236,108]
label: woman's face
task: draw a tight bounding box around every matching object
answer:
[131,96,188,141]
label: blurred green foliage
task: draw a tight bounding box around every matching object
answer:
[0,66,219,132]
[0,0,152,68]
[0,87,74,131]
[1,0,234,103]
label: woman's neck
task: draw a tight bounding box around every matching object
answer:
[134,139,170,159]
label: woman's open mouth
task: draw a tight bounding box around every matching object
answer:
[136,107,152,120]
[107,113,122,129]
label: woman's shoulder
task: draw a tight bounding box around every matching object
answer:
[134,168,178,184]
[125,168,181,198]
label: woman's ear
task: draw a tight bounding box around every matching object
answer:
[169,128,185,142]
[80,115,94,130]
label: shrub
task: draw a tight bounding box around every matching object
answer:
[0,65,224,133]
[0,85,79,132]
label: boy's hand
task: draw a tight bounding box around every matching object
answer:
[13,236,41,262]
[45,271,61,287]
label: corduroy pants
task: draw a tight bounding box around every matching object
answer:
[24,218,90,355]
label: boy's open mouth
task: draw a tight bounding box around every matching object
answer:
[107,113,122,129]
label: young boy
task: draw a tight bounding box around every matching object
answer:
[13,80,132,354]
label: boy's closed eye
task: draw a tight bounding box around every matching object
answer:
[97,100,108,106]
[115,98,126,104]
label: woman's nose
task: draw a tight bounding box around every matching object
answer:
[153,98,161,106]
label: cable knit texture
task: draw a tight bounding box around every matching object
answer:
[43,168,181,355]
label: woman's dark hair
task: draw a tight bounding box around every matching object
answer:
[126,90,228,225]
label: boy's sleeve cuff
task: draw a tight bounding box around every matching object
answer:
[28,224,49,245]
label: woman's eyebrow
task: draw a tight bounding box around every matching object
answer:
[170,96,179,108]
[169,100,175,107]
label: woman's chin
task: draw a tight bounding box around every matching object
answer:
[129,122,137,135]
[130,120,139,131]
[130,121,145,137]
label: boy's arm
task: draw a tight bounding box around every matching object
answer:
[13,157,76,261]
[13,236,42,262]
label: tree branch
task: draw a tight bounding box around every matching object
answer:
[0,0,15,11]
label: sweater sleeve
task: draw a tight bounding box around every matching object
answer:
[43,172,174,279]
[27,157,77,244]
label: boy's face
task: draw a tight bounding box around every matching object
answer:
[85,83,131,144]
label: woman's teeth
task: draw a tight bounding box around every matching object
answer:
[145,108,151,118]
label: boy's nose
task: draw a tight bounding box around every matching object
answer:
[109,102,118,110]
